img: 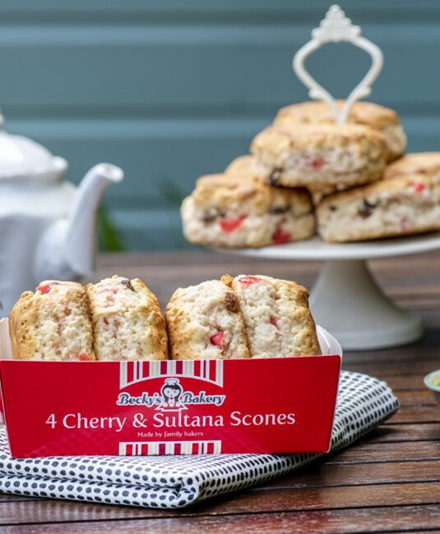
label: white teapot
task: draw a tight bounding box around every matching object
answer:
[0,117,123,315]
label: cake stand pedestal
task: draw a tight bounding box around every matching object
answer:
[216,233,440,350]
[309,259,421,350]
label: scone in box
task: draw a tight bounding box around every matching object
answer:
[0,319,342,458]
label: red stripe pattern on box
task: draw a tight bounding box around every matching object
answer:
[118,440,222,455]
[119,360,224,390]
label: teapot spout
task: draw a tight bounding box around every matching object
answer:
[34,163,123,284]
[64,163,124,278]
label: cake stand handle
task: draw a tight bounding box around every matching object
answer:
[309,260,423,350]
[293,5,383,123]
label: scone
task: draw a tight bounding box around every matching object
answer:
[9,281,95,361]
[224,154,256,175]
[251,123,387,190]
[307,183,347,206]
[384,153,440,180]
[223,274,321,358]
[317,173,440,243]
[87,275,168,361]
[181,161,315,248]
[166,279,250,360]
[275,100,406,162]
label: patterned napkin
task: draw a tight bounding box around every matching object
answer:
[0,371,398,509]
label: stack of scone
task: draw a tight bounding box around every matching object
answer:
[9,274,320,360]
[182,99,440,245]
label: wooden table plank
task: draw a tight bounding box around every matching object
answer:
[0,251,439,533]
[373,375,427,391]
[344,360,439,376]
[0,482,439,526]
[366,424,440,443]
[385,406,440,424]
[258,460,440,488]
[190,482,440,514]
[325,440,440,464]
[395,391,435,406]
[0,506,439,533]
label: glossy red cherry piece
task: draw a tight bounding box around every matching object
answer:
[305,157,326,170]
[311,158,326,170]
[272,227,291,245]
[36,282,61,294]
[412,181,426,194]
[238,276,261,286]
[220,214,247,233]
[210,331,224,348]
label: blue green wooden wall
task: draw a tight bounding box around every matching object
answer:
[2,0,440,250]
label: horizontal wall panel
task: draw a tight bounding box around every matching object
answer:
[0,26,438,109]
[7,117,267,208]
[2,1,440,17]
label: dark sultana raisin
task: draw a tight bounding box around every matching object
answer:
[269,205,289,215]
[202,207,225,223]
[358,199,377,219]
[121,279,135,291]
[329,205,338,212]
[225,292,239,313]
[269,168,283,185]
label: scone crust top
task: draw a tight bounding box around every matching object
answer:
[384,153,440,180]
[189,172,311,216]
[251,123,386,160]
[318,172,435,210]
[275,100,400,129]
[224,155,255,176]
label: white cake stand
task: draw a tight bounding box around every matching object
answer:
[216,232,440,350]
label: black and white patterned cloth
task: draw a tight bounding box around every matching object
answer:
[0,371,398,509]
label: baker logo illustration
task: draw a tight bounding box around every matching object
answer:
[157,378,187,412]
[117,377,226,409]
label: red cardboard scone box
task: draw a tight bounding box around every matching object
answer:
[0,319,342,458]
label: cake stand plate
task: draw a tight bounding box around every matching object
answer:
[215,232,440,350]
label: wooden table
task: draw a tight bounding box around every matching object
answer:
[1,251,440,533]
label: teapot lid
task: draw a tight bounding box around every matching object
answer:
[0,114,67,183]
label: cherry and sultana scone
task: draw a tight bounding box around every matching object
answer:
[166,279,251,360]
[317,173,440,243]
[222,274,321,358]
[224,154,256,176]
[87,275,168,361]
[384,153,440,180]
[181,161,315,248]
[251,123,387,191]
[167,275,320,359]
[9,281,95,361]
[275,100,406,162]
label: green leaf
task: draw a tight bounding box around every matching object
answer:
[97,205,126,252]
